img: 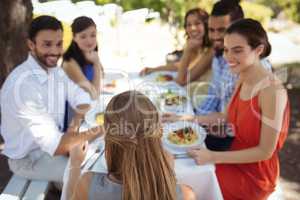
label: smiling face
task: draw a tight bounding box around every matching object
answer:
[185,13,205,40]
[224,33,264,74]
[208,15,231,54]
[28,29,63,69]
[73,25,97,53]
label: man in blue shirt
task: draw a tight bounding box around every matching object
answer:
[163,0,271,150]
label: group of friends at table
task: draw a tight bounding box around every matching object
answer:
[0,0,290,199]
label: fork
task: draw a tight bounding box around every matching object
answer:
[81,147,105,171]
[174,153,190,159]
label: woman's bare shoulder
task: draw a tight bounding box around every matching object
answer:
[62,58,80,70]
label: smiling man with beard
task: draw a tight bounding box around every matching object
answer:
[0,16,103,184]
[162,0,272,151]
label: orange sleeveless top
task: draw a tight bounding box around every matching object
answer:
[216,86,290,200]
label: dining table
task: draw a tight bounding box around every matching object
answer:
[61,69,224,200]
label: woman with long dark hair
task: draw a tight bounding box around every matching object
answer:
[63,16,103,100]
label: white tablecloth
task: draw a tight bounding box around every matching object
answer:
[61,70,224,200]
[175,158,223,200]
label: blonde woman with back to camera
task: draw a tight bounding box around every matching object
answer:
[66,91,196,200]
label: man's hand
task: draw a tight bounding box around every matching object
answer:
[139,67,155,76]
[86,125,105,140]
[70,141,88,167]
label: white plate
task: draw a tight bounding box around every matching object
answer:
[85,95,112,127]
[85,109,104,127]
[162,121,206,154]
[161,94,187,110]
[103,71,129,94]
[143,71,177,84]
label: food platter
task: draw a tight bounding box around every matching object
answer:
[160,89,187,106]
[102,71,128,94]
[85,109,104,127]
[162,121,206,154]
[143,71,176,85]
[155,74,173,82]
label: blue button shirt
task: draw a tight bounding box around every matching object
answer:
[195,56,272,115]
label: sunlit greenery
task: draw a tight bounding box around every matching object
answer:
[54,0,300,24]
[241,1,273,26]
[256,0,300,23]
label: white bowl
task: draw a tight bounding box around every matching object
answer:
[162,121,206,154]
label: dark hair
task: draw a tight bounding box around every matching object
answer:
[211,0,244,22]
[226,18,271,58]
[63,16,97,68]
[184,8,210,48]
[29,15,63,41]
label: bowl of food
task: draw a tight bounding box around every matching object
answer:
[85,109,104,127]
[164,95,187,106]
[163,121,206,153]
[103,70,128,94]
[161,90,187,105]
[159,89,188,113]
[95,112,104,126]
[156,74,173,82]
[104,80,116,89]
[84,96,110,127]
[167,127,198,145]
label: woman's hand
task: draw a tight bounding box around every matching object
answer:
[185,38,202,53]
[161,113,194,123]
[139,67,155,76]
[70,141,88,167]
[84,51,100,64]
[187,147,215,165]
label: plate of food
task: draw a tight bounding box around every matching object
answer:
[84,95,112,127]
[161,90,187,105]
[156,74,173,82]
[144,71,176,84]
[103,71,128,94]
[159,89,188,113]
[85,110,104,127]
[103,80,117,92]
[164,95,187,106]
[162,121,206,154]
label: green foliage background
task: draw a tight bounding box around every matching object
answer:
[69,0,300,24]
[255,0,300,23]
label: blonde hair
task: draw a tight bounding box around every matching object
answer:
[104,91,177,200]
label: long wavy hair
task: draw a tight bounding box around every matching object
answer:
[63,16,97,69]
[184,8,211,48]
[104,91,177,200]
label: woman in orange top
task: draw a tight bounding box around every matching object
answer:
[187,19,290,200]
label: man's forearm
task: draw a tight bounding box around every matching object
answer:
[54,126,103,155]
